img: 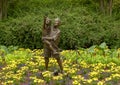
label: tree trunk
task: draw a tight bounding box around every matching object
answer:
[0,0,7,20]
[99,0,113,16]
[108,0,113,16]
[0,0,2,20]
[99,0,105,14]
[106,0,113,16]
[3,0,7,19]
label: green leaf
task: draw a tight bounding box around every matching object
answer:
[87,45,96,53]
[99,42,107,49]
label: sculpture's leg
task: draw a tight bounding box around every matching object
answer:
[44,57,49,70]
[55,56,63,73]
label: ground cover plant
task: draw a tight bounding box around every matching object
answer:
[0,44,120,85]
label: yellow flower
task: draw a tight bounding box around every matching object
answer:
[89,71,99,77]
[72,75,83,80]
[21,66,29,70]
[34,78,44,83]
[7,80,14,83]
[108,62,116,67]
[105,77,112,81]
[111,73,120,78]
[97,81,105,85]
[92,77,98,81]
[80,61,88,68]
[86,79,92,83]
[37,79,44,83]
[93,66,101,71]
[63,67,69,71]
[32,69,39,73]
[53,75,63,80]
[30,76,37,80]
[73,80,81,85]
[42,71,52,78]
[67,68,77,74]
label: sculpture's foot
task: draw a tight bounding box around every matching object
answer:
[60,70,64,74]
[53,70,59,76]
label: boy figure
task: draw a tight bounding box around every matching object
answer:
[42,17,59,55]
[42,17,63,72]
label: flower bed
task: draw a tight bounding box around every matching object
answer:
[0,48,120,85]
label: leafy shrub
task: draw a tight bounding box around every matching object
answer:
[0,14,43,49]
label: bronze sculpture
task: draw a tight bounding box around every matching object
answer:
[42,16,63,72]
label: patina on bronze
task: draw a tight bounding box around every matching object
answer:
[42,16,63,72]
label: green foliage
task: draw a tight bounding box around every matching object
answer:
[0,15,42,49]
[0,45,18,54]
[0,0,120,49]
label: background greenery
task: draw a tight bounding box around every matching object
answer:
[0,0,120,49]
